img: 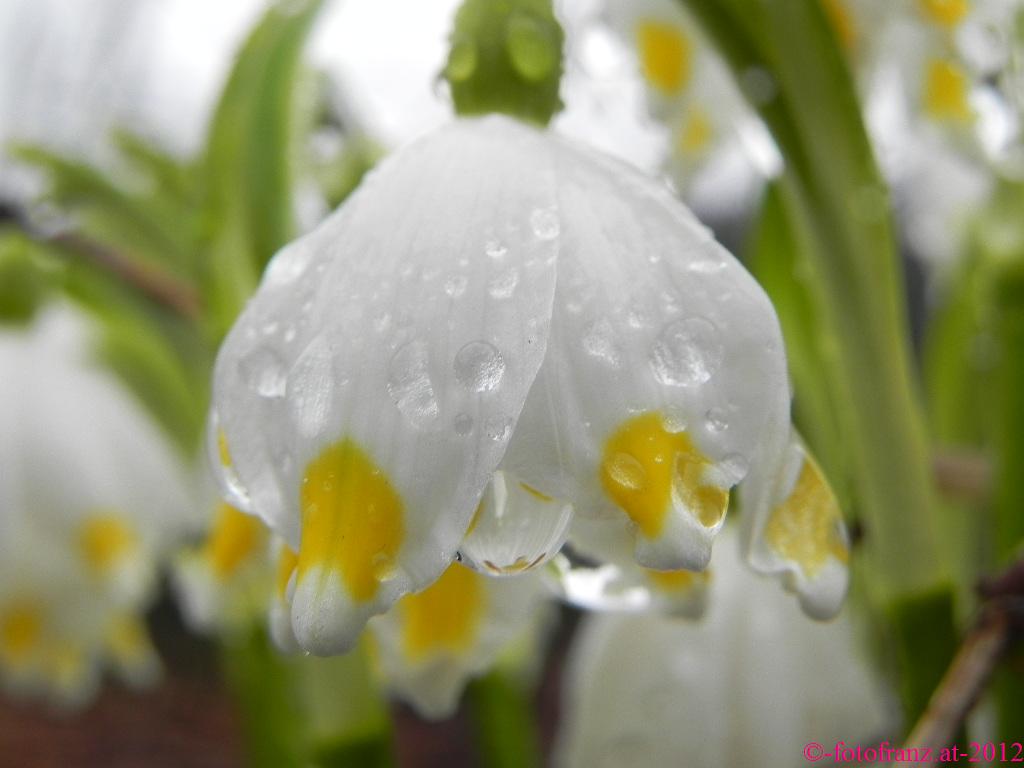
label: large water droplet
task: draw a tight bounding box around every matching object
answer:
[238,348,286,398]
[649,317,722,386]
[447,40,477,82]
[488,268,519,299]
[454,341,505,392]
[606,452,647,491]
[704,407,728,433]
[444,274,468,298]
[582,318,621,367]
[505,13,557,81]
[387,340,439,426]
[288,339,335,437]
[718,453,750,485]
[530,207,560,240]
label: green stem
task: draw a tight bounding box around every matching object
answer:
[467,671,542,768]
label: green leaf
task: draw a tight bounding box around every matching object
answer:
[201,0,326,331]
[0,230,59,325]
[445,0,564,126]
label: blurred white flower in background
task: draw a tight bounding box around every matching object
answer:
[0,306,192,707]
[555,531,891,768]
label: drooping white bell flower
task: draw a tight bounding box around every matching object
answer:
[554,532,891,768]
[0,306,192,706]
[211,114,842,657]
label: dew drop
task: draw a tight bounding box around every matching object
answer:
[718,453,750,485]
[261,320,279,336]
[454,341,505,392]
[704,407,728,433]
[283,325,297,344]
[288,339,335,437]
[483,415,514,442]
[453,412,474,436]
[264,246,311,285]
[650,317,722,386]
[488,268,519,298]
[606,452,647,491]
[687,258,726,274]
[530,207,560,240]
[387,340,439,427]
[582,318,621,367]
[485,239,508,260]
[373,312,392,333]
[238,348,286,398]
[444,274,468,298]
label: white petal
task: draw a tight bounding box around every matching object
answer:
[368,563,544,719]
[458,471,574,576]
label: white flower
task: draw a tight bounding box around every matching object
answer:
[0,307,191,706]
[554,532,891,768]
[211,114,845,657]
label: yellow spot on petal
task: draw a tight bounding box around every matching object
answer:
[0,600,43,665]
[764,454,849,578]
[217,429,233,467]
[636,19,692,95]
[519,482,553,502]
[106,615,151,666]
[79,513,137,575]
[919,0,970,27]
[276,545,299,599]
[203,502,266,579]
[298,439,404,603]
[676,106,714,156]
[924,58,973,121]
[600,412,729,537]
[400,564,484,662]
[821,0,857,51]
[645,567,710,593]
[45,642,87,693]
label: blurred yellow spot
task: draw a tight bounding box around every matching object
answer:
[924,58,973,121]
[45,641,86,693]
[0,601,43,664]
[275,545,298,599]
[299,439,404,602]
[677,106,714,155]
[79,513,137,574]
[821,0,857,50]
[401,564,483,661]
[519,482,553,502]
[764,455,848,577]
[636,20,691,95]
[601,413,728,537]
[646,567,709,593]
[919,0,970,26]
[204,502,266,579]
[106,615,150,665]
[217,429,233,467]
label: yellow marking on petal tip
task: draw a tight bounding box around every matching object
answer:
[275,545,298,599]
[0,601,43,665]
[636,19,692,95]
[79,513,137,574]
[677,106,714,156]
[645,567,710,593]
[600,412,728,537]
[919,0,970,26]
[924,58,973,121]
[106,615,151,665]
[764,454,849,578]
[821,0,857,51]
[217,429,232,467]
[299,439,404,603]
[400,564,484,662]
[204,502,266,579]
[519,482,553,502]
[45,642,86,692]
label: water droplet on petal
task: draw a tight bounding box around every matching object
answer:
[454,341,505,393]
[687,258,726,274]
[485,239,508,260]
[288,339,335,437]
[264,246,311,285]
[606,452,647,491]
[650,317,722,386]
[704,407,728,433]
[239,348,286,398]
[582,318,621,367]
[453,412,474,436]
[483,415,514,442]
[488,268,520,299]
[718,453,750,485]
[530,207,560,240]
[444,274,468,298]
[387,340,439,427]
